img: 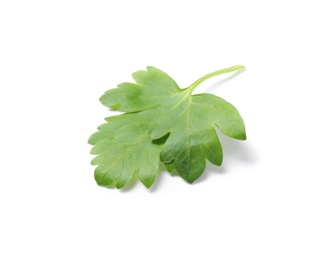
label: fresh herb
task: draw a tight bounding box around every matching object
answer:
[88,65,246,188]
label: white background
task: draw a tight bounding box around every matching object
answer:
[1,0,327,259]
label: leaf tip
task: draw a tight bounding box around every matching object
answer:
[94,169,113,187]
[235,131,247,140]
[140,178,155,189]
[88,133,98,145]
[145,66,158,72]
[115,182,125,189]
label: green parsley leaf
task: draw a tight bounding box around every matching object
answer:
[89,65,246,188]
[99,66,180,112]
[88,113,164,188]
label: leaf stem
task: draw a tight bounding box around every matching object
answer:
[188,65,245,92]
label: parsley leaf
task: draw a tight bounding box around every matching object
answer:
[88,113,165,188]
[99,66,180,112]
[89,65,246,188]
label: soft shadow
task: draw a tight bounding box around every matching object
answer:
[217,131,257,164]
[117,163,170,192]
[192,131,256,185]
[96,163,170,192]
[202,70,245,93]
[96,175,137,192]
[118,173,139,192]
[192,163,226,185]
[99,134,255,191]
[148,163,178,192]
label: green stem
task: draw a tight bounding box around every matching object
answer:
[189,64,245,92]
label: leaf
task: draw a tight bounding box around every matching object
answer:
[89,65,246,188]
[88,113,164,188]
[100,67,180,112]
[147,92,245,183]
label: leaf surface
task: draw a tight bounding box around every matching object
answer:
[100,67,180,112]
[91,66,246,186]
[88,113,163,188]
